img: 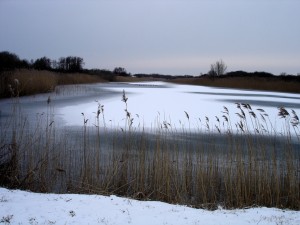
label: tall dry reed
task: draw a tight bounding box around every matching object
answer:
[0,90,299,210]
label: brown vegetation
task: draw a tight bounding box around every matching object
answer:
[0,92,299,210]
[2,69,300,99]
[171,76,300,94]
[1,69,299,209]
[115,75,160,83]
[0,69,108,98]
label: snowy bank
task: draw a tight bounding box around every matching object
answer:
[0,188,299,225]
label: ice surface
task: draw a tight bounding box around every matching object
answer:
[56,82,300,133]
[0,81,299,133]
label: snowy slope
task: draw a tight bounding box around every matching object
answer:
[0,188,299,225]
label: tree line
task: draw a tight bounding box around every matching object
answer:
[1,51,299,81]
[0,51,134,79]
[0,51,223,77]
[0,51,85,73]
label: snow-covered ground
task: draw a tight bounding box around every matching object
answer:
[0,188,299,225]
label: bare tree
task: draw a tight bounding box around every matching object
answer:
[208,60,227,77]
[58,56,84,72]
[33,56,52,70]
[0,51,29,71]
[113,67,129,76]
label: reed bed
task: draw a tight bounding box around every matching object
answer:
[172,76,300,94]
[0,91,299,210]
[0,69,107,98]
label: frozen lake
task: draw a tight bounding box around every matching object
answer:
[1,81,299,197]
[1,81,299,134]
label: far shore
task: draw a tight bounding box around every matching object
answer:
[1,69,300,99]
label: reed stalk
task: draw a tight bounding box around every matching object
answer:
[0,90,299,210]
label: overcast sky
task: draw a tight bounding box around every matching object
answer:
[1,0,299,75]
